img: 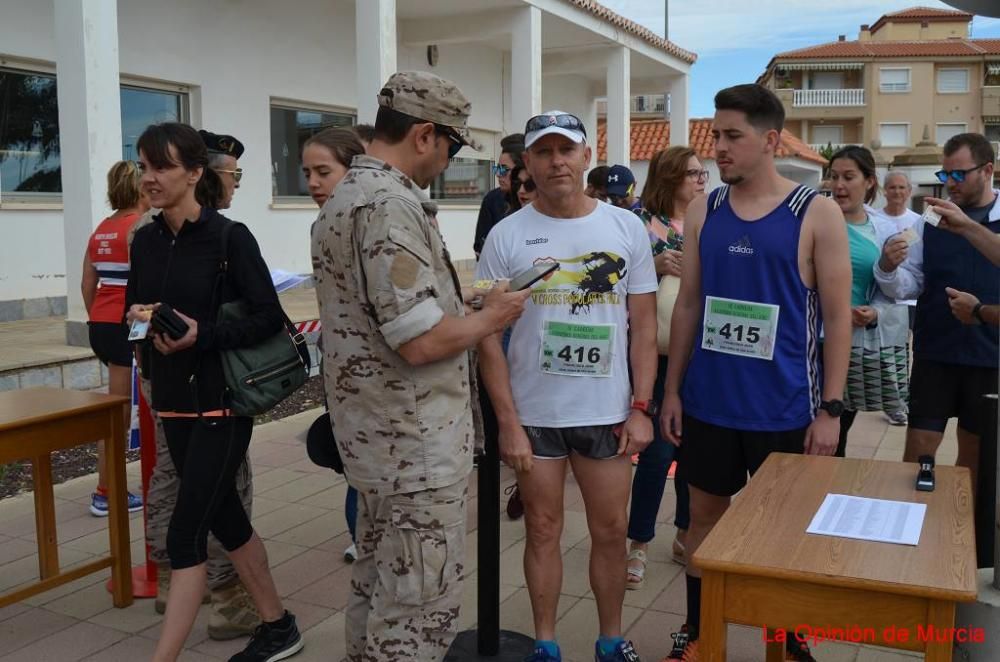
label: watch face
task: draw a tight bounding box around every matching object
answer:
[824,400,844,417]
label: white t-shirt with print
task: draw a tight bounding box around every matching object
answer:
[476,201,658,428]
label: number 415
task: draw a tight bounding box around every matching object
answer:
[718,323,760,343]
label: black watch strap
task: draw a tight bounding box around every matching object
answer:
[973,303,986,324]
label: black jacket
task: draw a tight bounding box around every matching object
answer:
[126,208,284,413]
[473,187,508,255]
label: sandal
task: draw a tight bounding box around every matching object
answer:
[626,548,647,590]
[672,534,687,565]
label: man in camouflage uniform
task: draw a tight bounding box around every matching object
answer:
[131,130,259,640]
[311,71,530,661]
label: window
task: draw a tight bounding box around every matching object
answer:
[121,85,187,161]
[936,123,967,146]
[430,157,493,203]
[985,123,1000,143]
[879,68,911,93]
[810,72,844,90]
[937,68,969,94]
[880,123,910,147]
[0,67,61,196]
[270,102,354,198]
[810,125,843,146]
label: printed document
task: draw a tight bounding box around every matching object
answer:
[806,494,926,545]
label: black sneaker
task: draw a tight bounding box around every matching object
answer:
[228,611,303,662]
[785,637,816,662]
[665,625,696,660]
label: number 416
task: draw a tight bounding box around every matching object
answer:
[557,346,602,363]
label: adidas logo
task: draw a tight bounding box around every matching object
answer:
[728,235,755,255]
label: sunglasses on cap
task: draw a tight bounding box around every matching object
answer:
[434,125,464,159]
[524,113,587,138]
[492,164,511,177]
[935,162,988,184]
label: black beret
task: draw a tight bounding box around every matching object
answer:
[199,129,245,159]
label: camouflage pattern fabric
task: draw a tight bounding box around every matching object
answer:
[345,480,467,662]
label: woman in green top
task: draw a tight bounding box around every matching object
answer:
[828,145,908,456]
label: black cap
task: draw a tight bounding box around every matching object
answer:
[199,129,245,159]
[306,413,343,473]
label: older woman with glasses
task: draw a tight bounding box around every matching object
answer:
[624,146,707,591]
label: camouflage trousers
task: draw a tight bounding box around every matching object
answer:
[346,479,468,662]
[140,376,253,589]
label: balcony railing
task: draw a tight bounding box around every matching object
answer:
[808,143,846,153]
[793,88,865,107]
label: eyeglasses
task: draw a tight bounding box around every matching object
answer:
[434,125,464,159]
[520,178,536,193]
[686,169,710,181]
[492,164,511,177]
[935,163,988,184]
[215,167,244,183]
[524,113,587,139]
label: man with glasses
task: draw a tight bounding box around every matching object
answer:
[312,71,530,661]
[875,132,999,495]
[606,164,641,212]
[474,133,525,256]
[477,110,658,662]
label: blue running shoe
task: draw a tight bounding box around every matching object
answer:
[594,639,641,662]
[525,646,562,662]
[90,491,144,517]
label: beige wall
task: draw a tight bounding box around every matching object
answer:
[871,20,969,42]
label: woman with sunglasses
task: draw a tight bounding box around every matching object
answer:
[828,145,907,456]
[624,147,705,590]
[81,160,150,517]
[302,126,366,564]
[127,122,302,662]
[508,164,537,212]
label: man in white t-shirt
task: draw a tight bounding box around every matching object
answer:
[477,111,658,662]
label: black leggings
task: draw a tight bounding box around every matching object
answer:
[162,417,254,569]
[836,409,859,458]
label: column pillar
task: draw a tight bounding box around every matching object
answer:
[54,0,122,346]
[510,6,542,134]
[356,0,397,124]
[606,47,631,168]
[667,74,689,147]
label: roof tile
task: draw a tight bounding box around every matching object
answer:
[596,118,827,166]
[564,0,697,63]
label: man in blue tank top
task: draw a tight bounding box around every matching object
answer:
[658,85,853,661]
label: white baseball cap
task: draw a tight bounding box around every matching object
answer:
[524,111,587,149]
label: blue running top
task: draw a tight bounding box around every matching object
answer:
[681,184,821,431]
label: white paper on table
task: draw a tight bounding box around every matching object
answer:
[806,493,927,546]
[270,269,310,293]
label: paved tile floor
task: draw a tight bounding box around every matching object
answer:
[0,408,960,661]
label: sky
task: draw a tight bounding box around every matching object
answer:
[597,0,1000,117]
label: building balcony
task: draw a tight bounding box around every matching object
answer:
[983,86,1000,118]
[793,88,865,107]
[808,143,846,153]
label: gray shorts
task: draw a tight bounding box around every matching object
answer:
[524,424,620,460]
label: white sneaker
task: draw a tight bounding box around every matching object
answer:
[344,543,357,563]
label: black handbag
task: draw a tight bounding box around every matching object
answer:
[199,221,310,417]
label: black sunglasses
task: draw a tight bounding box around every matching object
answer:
[524,113,587,139]
[434,125,464,159]
[935,162,989,184]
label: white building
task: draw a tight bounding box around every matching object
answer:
[0,0,694,344]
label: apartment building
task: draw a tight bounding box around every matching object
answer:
[757,6,1000,162]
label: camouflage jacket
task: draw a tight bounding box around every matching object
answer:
[311,155,475,495]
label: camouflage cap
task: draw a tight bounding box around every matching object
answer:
[377,71,482,151]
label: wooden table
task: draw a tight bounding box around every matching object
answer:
[694,453,977,662]
[0,388,132,608]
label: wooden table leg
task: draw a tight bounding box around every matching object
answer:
[924,599,955,662]
[31,453,59,579]
[765,631,785,662]
[105,406,133,607]
[699,570,727,662]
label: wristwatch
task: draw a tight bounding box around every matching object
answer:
[973,303,986,325]
[819,399,845,418]
[631,399,660,418]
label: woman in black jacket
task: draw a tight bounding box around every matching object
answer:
[126,123,302,662]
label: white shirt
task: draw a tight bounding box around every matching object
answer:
[476,201,658,427]
[872,206,921,306]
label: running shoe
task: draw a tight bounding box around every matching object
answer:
[595,639,640,661]
[90,491,143,517]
